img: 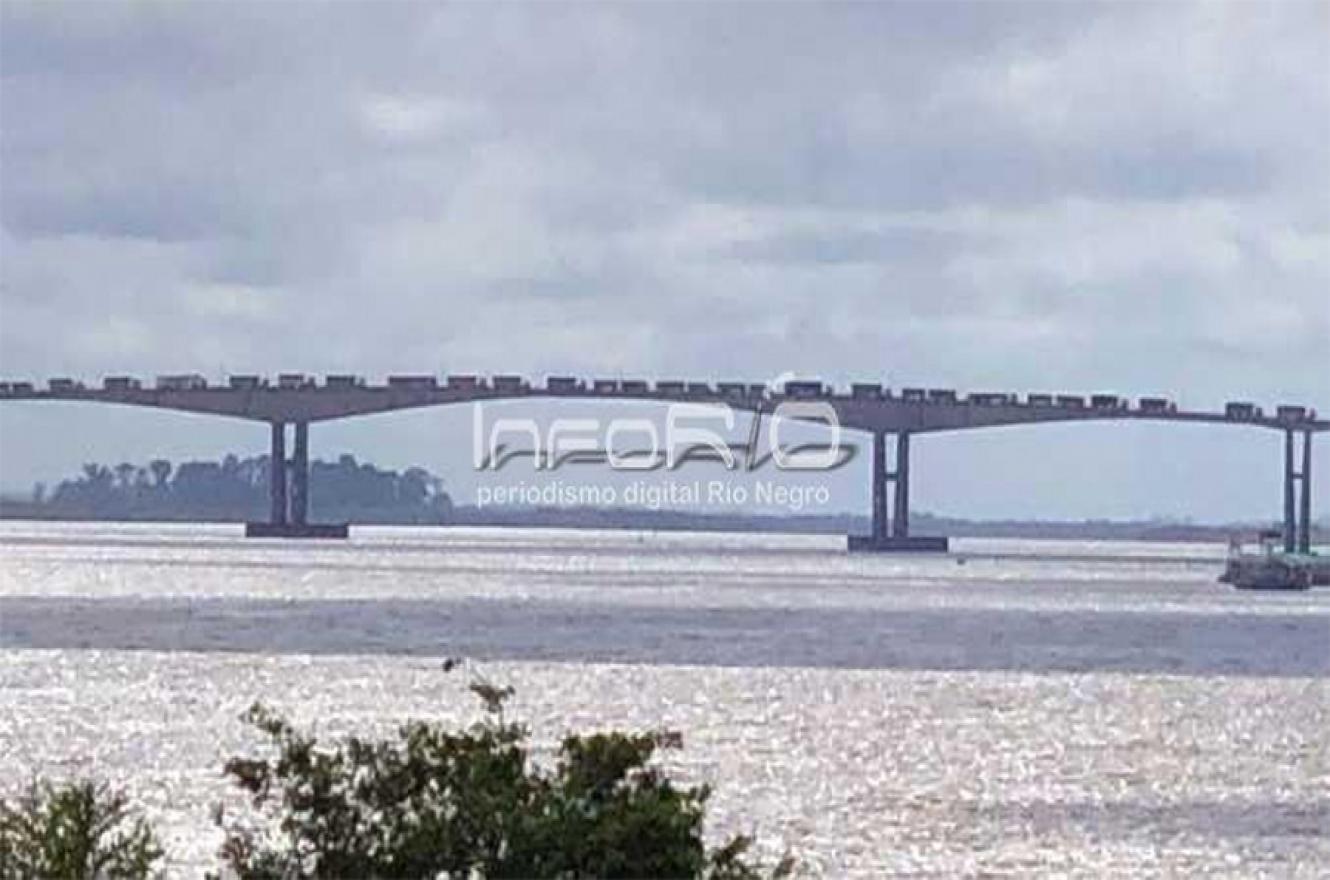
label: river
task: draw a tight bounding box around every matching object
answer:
[1,522,1326,876]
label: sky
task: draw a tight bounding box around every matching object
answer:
[0,1,1327,523]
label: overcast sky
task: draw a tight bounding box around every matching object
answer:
[1,1,1326,523]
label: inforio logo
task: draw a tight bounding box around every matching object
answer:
[472,400,857,472]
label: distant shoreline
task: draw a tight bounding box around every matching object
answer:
[2,501,1322,544]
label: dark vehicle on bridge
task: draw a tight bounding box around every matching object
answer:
[278,373,315,390]
[323,375,364,389]
[851,383,883,399]
[783,380,826,398]
[927,389,957,403]
[901,387,927,402]
[968,392,1012,406]
[592,379,619,393]
[103,376,142,391]
[654,380,685,395]
[546,376,583,394]
[686,381,714,395]
[717,382,748,398]
[48,378,83,392]
[1225,401,1261,420]
[229,375,266,390]
[447,375,485,391]
[747,383,768,398]
[1056,394,1085,408]
[1138,397,1175,413]
[620,379,649,394]
[0,383,9,395]
[491,375,529,393]
[1276,405,1308,422]
[387,375,438,390]
[9,381,34,394]
[1090,394,1125,410]
[157,374,208,391]
[1026,393,1054,406]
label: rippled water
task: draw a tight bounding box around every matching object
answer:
[1,522,1327,876]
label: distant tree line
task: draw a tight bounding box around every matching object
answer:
[8,456,1320,541]
[28,453,452,524]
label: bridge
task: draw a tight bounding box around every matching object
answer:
[0,373,1323,552]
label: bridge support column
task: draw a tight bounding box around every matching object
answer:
[246,420,346,539]
[871,431,888,540]
[1279,429,1316,555]
[1283,429,1297,553]
[291,421,309,526]
[892,432,910,538]
[269,421,287,526]
[1298,429,1312,554]
[848,430,947,553]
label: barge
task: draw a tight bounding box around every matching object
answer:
[1220,532,1329,590]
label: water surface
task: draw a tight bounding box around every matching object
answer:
[1,523,1326,876]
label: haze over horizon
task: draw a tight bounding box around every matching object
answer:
[1,2,1327,523]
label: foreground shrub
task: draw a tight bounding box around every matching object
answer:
[0,779,163,879]
[215,681,784,879]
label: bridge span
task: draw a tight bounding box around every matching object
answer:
[1,373,1323,552]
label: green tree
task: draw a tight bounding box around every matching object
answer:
[0,779,163,879]
[215,682,787,879]
[147,459,172,489]
[113,463,137,491]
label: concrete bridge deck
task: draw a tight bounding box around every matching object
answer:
[1,377,1324,433]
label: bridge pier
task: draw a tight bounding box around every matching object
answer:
[246,421,347,539]
[291,421,309,526]
[849,430,948,553]
[871,431,889,540]
[269,421,287,526]
[1300,429,1313,554]
[893,431,910,538]
[1283,429,1314,554]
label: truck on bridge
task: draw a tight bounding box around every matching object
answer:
[546,376,584,394]
[278,373,316,390]
[229,375,267,390]
[323,375,364,390]
[1090,394,1126,410]
[783,380,827,398]
[1138,397,1176,414]
[387,375,437,390]
[491,375,529,393]
[156,374,207,391]
[1225,401,1261,420]
[1276,405,1310,422]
